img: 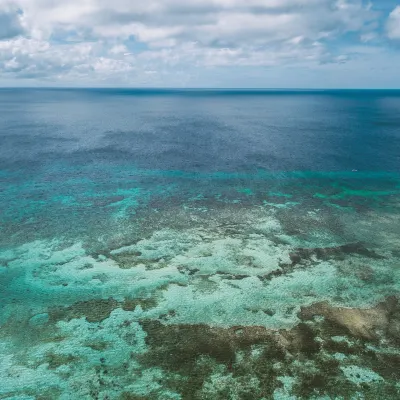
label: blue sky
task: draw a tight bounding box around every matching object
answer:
[0,0,400,88]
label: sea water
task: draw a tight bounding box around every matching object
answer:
[1,89,400,399]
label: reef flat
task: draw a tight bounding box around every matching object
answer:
[1,180,400,399]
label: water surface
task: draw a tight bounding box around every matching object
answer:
[1,89,400,399]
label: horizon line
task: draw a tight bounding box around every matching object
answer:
[1,87,400,91]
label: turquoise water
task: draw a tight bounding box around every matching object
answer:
[1,89,400,399]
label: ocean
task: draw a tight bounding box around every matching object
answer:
[1,89,400,399]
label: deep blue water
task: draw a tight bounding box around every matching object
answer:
[1,89,400,246]
[1,89,400,172]
[1,89,400,399]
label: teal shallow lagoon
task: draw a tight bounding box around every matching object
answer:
[1,89,400,399]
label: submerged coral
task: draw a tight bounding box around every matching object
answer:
[1,200,400,398]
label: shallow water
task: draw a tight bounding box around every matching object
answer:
[1,89,400,399]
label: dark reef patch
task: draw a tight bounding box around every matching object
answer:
[134,296,400,399]
[49,298,119,323]
[122,297,159,312]
[48,295,161,324]
[290,242,384,266]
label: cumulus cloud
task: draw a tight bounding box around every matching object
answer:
[0,0,393,85]
[0,38,135,82]
[0,1,24,39]
[16,0,376,45]
[387,6,400,40]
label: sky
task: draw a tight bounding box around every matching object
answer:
[0,0,400,88]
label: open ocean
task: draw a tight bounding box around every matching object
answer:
[1,89,400,399]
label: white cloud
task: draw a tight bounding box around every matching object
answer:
[0,1,24,39]
[0,0,392,85]
[109,44,128,55]
[387,6,400,40]
[14,0,376,45]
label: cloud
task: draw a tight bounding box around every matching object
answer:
[387,6,400,40]
[16,0,376,45]
[0,1,24,39]
[109,44,129,55]
[0,0,395,86]
[0,38,135,82]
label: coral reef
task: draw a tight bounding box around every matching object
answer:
[1,186,400,398]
